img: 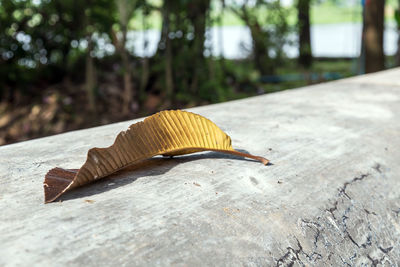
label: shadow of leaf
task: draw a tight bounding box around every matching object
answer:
[58,150,268,202]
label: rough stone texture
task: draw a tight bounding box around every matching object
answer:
[1,68,400,266]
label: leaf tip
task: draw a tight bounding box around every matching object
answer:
[261,157,269,165]
[43,168,77,203]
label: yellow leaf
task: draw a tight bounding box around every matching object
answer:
[44,110,268,203]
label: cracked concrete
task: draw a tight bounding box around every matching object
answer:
[1,69,400,266]
[276,165,400,266]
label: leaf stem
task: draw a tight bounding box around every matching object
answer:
[209,149,269,165]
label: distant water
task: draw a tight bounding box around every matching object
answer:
[125,23,398,59]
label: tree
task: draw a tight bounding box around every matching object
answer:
[230,0,290,75]
[395,0,400,66]
[154,0,212,104]
[81,0,116,112]
[362,0,385,73]
[297,0,312,68]
[0,0,115,109]
[113,0,137,116]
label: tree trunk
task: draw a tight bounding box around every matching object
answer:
[120,32,133,116]
[156,1,170,57]
[116,0,135,116]
[363,0,385,73]
[250,23,273,74]
[160,1,173,103]
[234,5,273,75]
[165,29,174,103]
[397,32,400,66]
[139,7,150,104]
[297,0,312,68]
[218,0,225,60]
[155,0,211,103]
[188,0,210,94]
[83,9,96,113]
[85,37,96,112]
[111,28,134,115]
[396,2,400,66]
[139,57,149,103]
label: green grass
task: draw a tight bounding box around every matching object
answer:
[311,2,397,24]
[278,59,355,74]
[311,2,362,24]
[219,58,357,96]
[262,59,356,93]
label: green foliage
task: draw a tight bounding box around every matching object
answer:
[0,0,116,97]
[395,1,400,28]
[0,0,335,110]
[229,0,291,75]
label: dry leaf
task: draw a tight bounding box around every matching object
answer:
[44,110,268,203]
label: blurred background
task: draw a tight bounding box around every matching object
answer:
[1,0,399,146]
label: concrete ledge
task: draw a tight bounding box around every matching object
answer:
[1,68,400,266]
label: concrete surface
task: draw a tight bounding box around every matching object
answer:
[1,68,400,266]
